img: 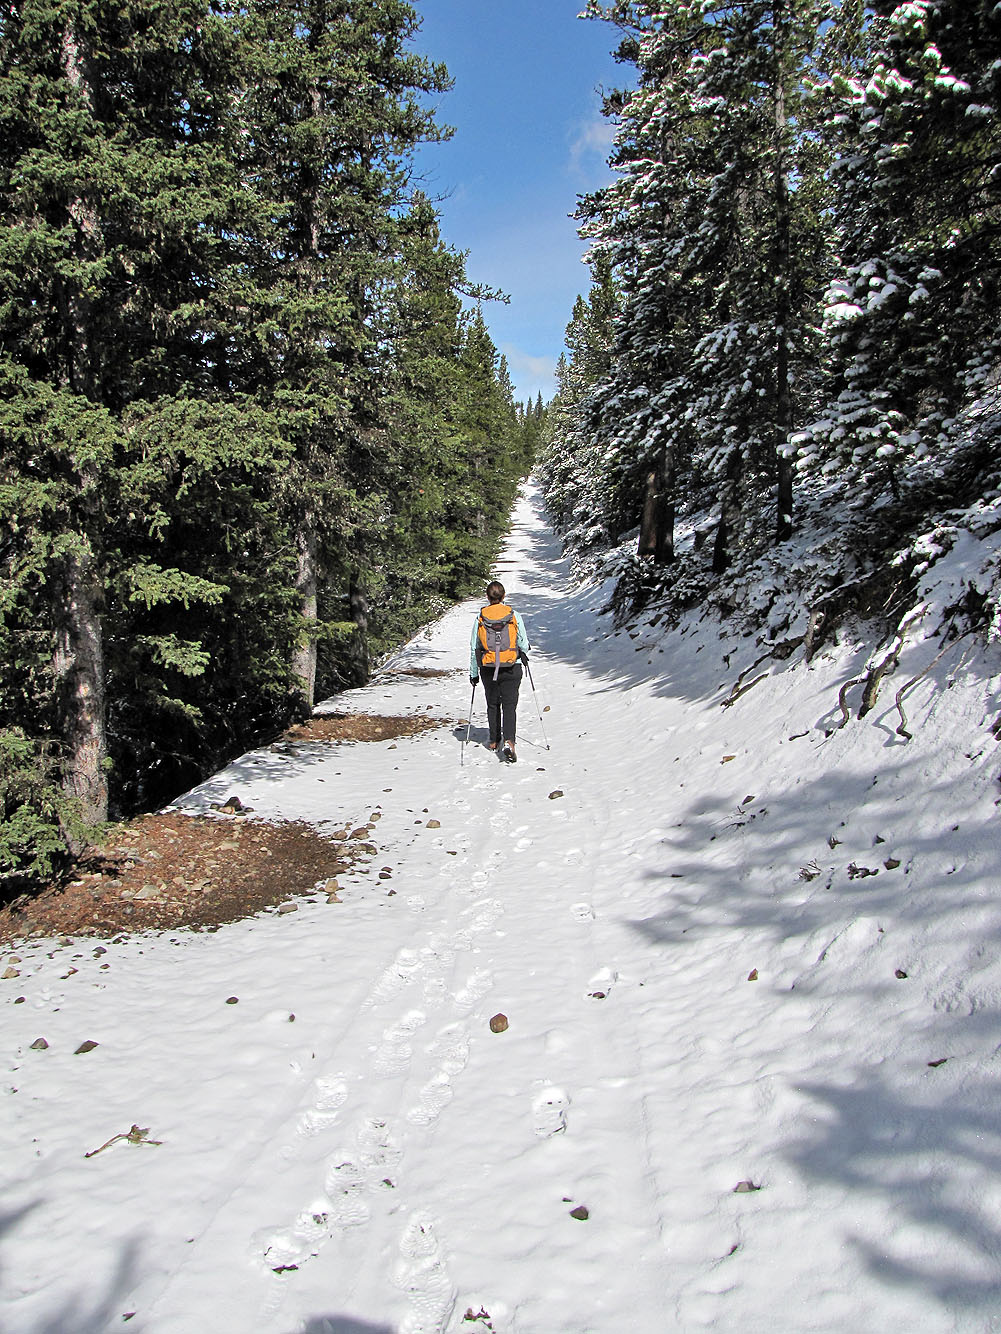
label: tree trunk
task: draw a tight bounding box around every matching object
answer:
[713,445,743,575]
[53,19,108,831]
[637,444,675,565]
[53,541,108,830]
[773,0,794,543]
[347,574,371,686]
[292,510,319,711]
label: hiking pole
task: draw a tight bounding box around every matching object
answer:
[461,683,476,766]
[523,658,550,750]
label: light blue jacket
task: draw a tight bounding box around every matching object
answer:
[470,607,530,680]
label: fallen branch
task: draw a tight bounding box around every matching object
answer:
[721,672,769,709]
[895,631,974,741]
[85,1124,163,1159]
[836,676,866,729]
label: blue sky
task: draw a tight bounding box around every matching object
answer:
[408,1,626,405]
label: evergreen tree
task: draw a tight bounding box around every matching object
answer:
[798,0,1001,492]
[0,0,290,853]
[559,1,830,571]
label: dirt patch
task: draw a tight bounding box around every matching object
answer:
[0,810,376,946]
[0,709,451,945]
[282,712,452,744]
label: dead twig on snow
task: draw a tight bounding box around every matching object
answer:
[85,1124,163,1158]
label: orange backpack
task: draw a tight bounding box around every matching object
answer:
[478,603,518,680]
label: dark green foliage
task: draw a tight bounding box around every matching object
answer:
[545,0,1001,622]
[0,0,530,885]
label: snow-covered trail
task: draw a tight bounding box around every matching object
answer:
[4,485,1001,1333]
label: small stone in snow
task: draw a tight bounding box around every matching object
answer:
[2,967,19,980]
[928,1057,948,1068]
[733,1180,760,1193]
[747,969,759,982]
[30,1037,49,1050]
[569,1205,589,1220]
[895,968,908,979]
[75,1040,99,1055]
[884,857,901,870]
[548,790,564,800]
[489,1014,509,1033]
[426,819,441,829]
[327,892,342,903]
[278,902,298,914]
[225,996,239,1005]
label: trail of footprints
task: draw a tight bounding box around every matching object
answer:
[255,872,506,1330]
[256,785,612,1331]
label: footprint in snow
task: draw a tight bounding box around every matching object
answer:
[587,967,618,999]
[407,1071,454,1127]
[323,1155,371,1227]
[363,949,423,1009]
[373,1009,427,1075]
[452,968,493,1011]
[357,1115,403,1173]
[394,1213,456,1334]
[532,1086,570,1138]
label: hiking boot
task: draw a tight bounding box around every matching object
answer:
[503,742,517,763]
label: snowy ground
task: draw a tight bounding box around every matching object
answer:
[4,486,1001,1334]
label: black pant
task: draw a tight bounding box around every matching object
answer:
[482,663,523,745]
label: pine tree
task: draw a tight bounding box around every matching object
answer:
[0,0,288,847]
[564,1,830,573]
[799,0,1001,492]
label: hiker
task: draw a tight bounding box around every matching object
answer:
[469,580,530,762]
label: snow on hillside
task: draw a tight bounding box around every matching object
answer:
[3,485,1001,1333]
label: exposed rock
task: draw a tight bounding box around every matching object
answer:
[30,1037,49,1050]
[548,790,564,800]
[225,996,239,1005]
[75,1040,99,1054]
[733,1180,760,1193]
[569,1205,590,1220]
[278,902,298,914]
[426,819,441,829]
[747,969,759,982]
[2,967,19,980]
[489,1014,509,1033]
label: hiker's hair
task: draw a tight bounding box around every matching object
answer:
[486,581,505,603]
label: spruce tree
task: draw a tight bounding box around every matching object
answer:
[799,0,1001,492]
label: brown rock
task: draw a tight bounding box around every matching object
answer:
[225,996,239,1005]
[30,1037,49,1051]
[569,1205,589,1220]
[75,1040,99,1055]
[548,790,564,801]
[747,969,758,982]
[489,1014,509,1033]
[733,1180,760,1193]
[2,967,19,980]
[426,819,441,829]
[278,902,298,914]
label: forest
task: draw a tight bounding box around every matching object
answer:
[0,0,541,884]
[541,0,1001,661]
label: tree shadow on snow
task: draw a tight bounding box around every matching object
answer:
[625,736,1001,1314]
[297,1320,393,1334]
[0,1209,143,1334]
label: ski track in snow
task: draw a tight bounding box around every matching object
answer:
[4,483,1001,1333]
